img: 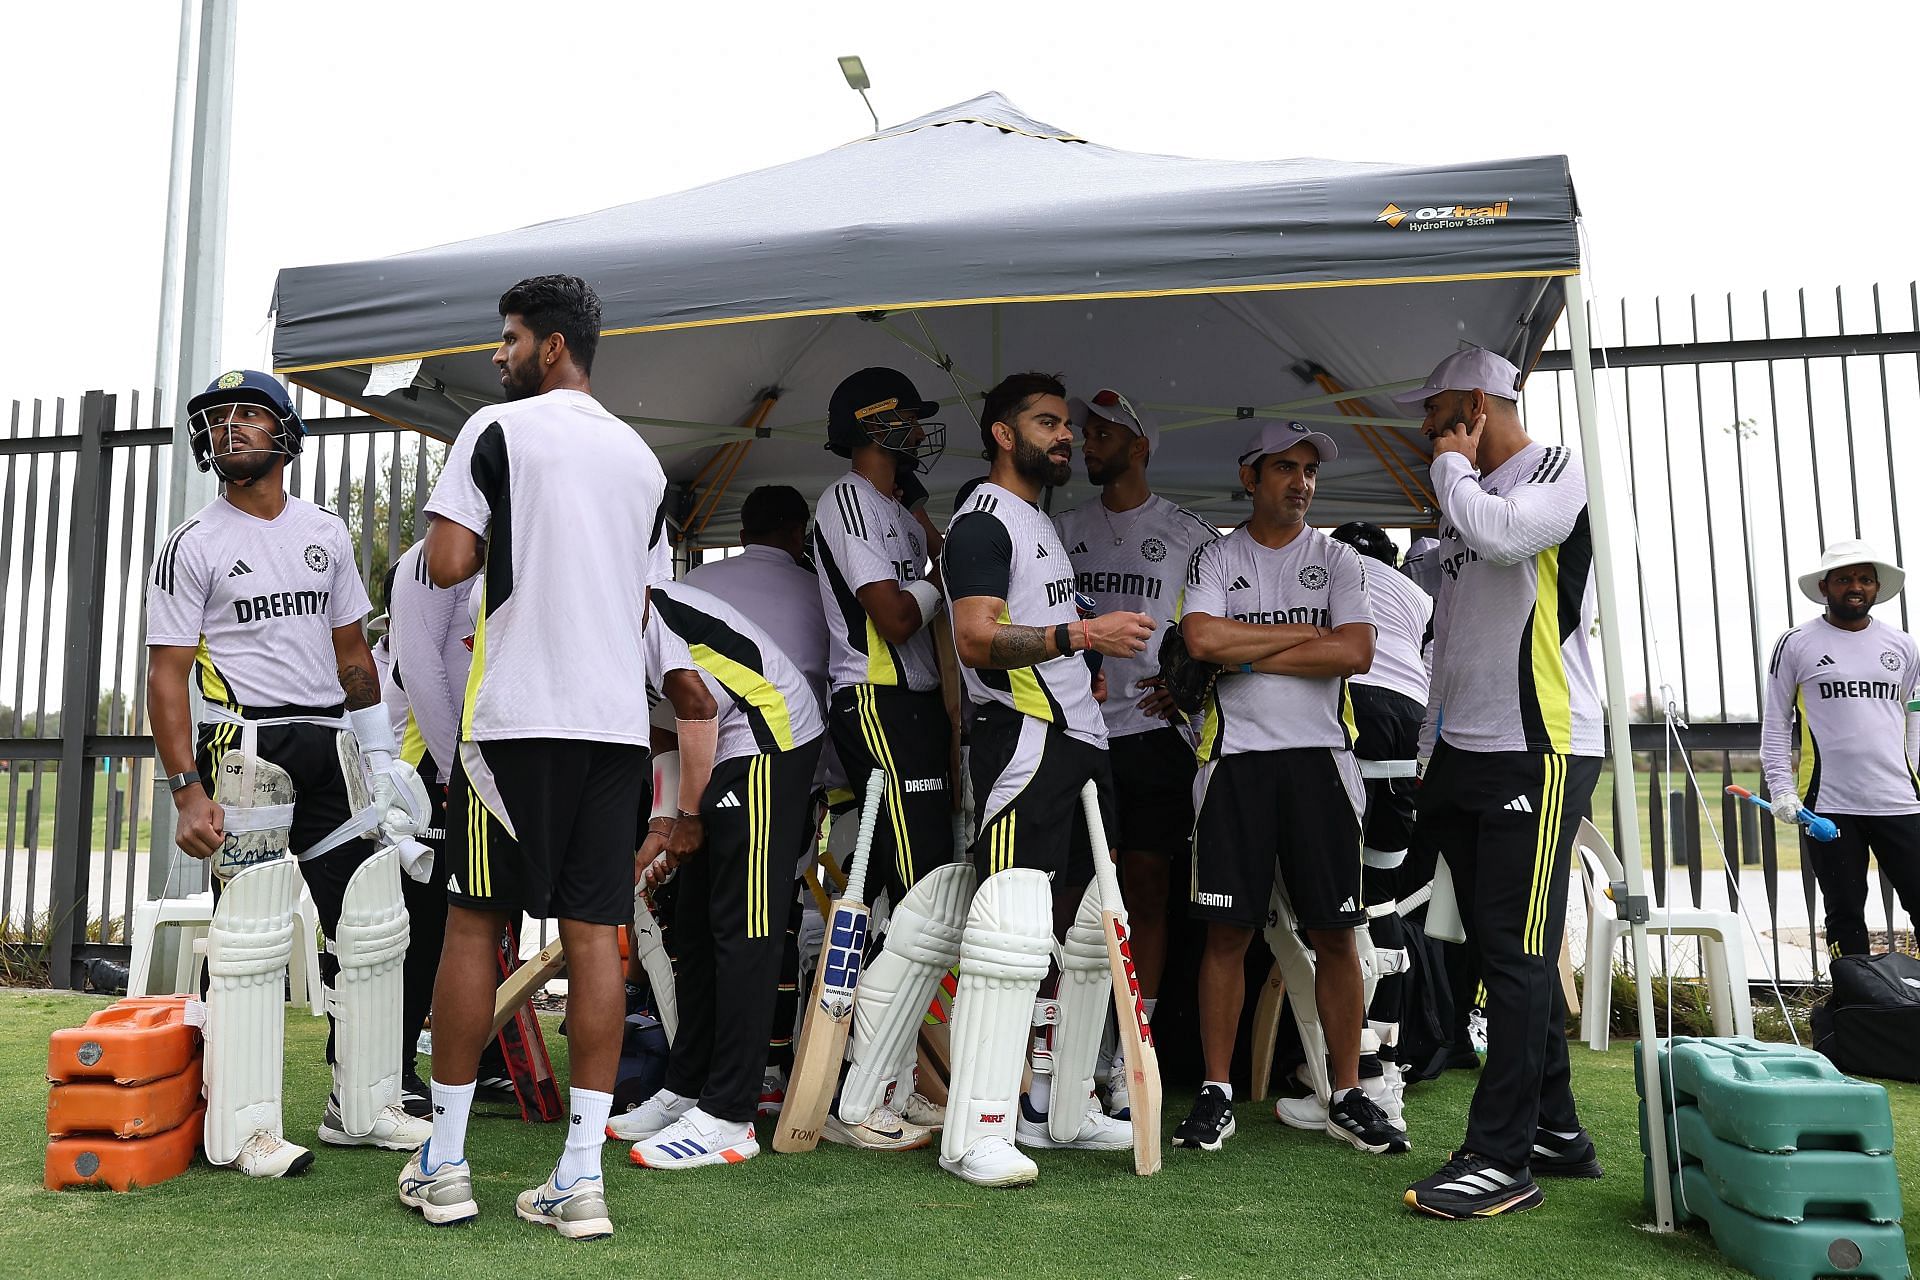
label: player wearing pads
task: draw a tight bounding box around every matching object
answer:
[1179,420,1406,1157]
[1395,348,1604,1219]
[399,276,667,1239]
[1054,386,1217,1116]
[938,373,1157,1188]
[146,370,431,1179]
[620,580,825,1168]
[812,367,965,1147]
[1761,540,1920,957]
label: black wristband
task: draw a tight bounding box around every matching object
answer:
[167,770,202,794]
[1052,621,1073,656]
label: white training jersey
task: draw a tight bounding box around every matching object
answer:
[145,494,370,711]
[812,471,941,694]
[682,544,830,713]
[1354,558,1433,707]
[1054,494,1218,739]
[1183,524,1372,762]
[426,388,668,746]
[941,482,1107,748]
[1761,616,1920,815]
[644,580,825,766]
[1422,442,1603,758]
[386,541,476,784]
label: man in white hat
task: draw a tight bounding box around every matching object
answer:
[1760,539,1920,956]
[1392,347,1604,1220]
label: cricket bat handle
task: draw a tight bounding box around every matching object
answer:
[1080,781,1124,915]
[845,769,885,905]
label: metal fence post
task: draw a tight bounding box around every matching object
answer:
[49,392,114,988]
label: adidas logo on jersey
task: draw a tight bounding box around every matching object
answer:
[1070,541,1088,555]
[1503,795,1534,813]
[1816,654,1836,667]
[1229,575,1252,591]
[1036,544,1049,558]
[228,560,253,577]
[715,792,742,809]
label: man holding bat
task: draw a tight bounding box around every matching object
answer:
[618,579,824,1168]
[938,372,1157,1188]
[399,276,670,1240]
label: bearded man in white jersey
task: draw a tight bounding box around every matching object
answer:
[937,372,1157,1188]
[1179,421,1406,1158]
[401,275,670,1240]
[1395,347,1604,1219]
[146,371,433,1178]
[1054,387,1216,1116]
[1761,540,1920,957]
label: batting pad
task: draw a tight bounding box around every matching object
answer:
[203,856,297,1165]
[839,861,974,1125]
[941,868,1052,1165]
[329,847,410,1137]
[211,750,295,882]
[1264,882,1331,1103]
[1048,879,1112,1143]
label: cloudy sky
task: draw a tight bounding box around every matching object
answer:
[5,0,1915,405]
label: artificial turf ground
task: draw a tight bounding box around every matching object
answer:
[6,989,1916,1280]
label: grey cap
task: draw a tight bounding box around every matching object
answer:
[1238,418,1338,467]
[1392,346,1521,404]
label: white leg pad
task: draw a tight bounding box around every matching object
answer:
[204,856,298,1165]
[1357,922,1379,1010]
[1048,879,1111,1143]
[1264,883,1329,1103]
[941,869,1053,1165]
[329,847,410,1137]
[839,862,974,1124]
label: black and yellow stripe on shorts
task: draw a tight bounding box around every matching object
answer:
[1522,754,1570,956]
[746,755,773,939]
[854,686,914,886]
[465,785,493,897]
[982,808,1018,875]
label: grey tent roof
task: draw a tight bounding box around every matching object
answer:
[272,91,1579,536]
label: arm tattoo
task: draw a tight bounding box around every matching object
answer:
[986,624,1054,669]
[338,661,380,710]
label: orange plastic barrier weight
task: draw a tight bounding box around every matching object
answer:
[47,995,200,1085]
[44,1103,205,1191]
[47,1058,205,1139]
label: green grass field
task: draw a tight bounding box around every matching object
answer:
[7,991,1916,1279]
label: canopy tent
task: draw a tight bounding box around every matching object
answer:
[271,92,1577,536]
[269,92,1676,1228]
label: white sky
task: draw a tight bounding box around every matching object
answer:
[4,0,1917,403]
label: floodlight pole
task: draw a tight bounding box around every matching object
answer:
[1564,270,1676,1232]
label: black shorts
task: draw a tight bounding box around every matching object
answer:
[967,705,1113,885]
[828,686,954,902]
[195,706,373,860]
[1109,726,1198,857]
[447,737,648,926]
[1350,683,1422,854]
[1191,748,1365,931]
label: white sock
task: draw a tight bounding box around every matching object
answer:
[554,1088,612,1186]
[1028,1073,1053,1113]
[1331,1087,1357,1103]
[427,1078,475,1171]
[1204,1079,1233,1101]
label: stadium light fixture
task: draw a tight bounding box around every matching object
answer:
[839,55,879,132]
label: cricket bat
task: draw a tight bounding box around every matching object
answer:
[632,885,678,1044]
[773,769,885,1153]
[491,933,567,1039]
[492,920,562,1122]
[1249,958,1287,1102]
[1079,781,1163,1175]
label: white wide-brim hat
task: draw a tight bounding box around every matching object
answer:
[1797,538,1904,604]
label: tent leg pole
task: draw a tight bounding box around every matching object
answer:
[1564,270,1676,1233]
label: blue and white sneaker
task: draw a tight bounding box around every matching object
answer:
[629,1107,759,1169]
[514,1167,613,1239]
[398,1143,478,1226]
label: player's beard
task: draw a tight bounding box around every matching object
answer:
[212,443,279,486]
[1085,450,1125,486]
[1827,593,1873,623]
[499,349,544,401]
[1013,431,1070,489]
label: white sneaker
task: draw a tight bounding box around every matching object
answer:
[318,1096,430,1150]
[629,1107,759,1169]
[939,1135,1039,1188]
[896,1091,946,1130]
[1275,1093,1327,1130]
[606,1088,694,1142]
[226,1130,314,1178]
[397,1144,478,1225]
[1467,1009,1489,1054]
[822,1104,932,1151]
[1103,1049,1131,1117]
[1015,1092,1134,1151]
[515,1167,613,1240]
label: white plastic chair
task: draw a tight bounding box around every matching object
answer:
[127,884,325,1016]
[1574,817,1752,1050]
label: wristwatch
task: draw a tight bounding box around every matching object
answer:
[167,770,203,794]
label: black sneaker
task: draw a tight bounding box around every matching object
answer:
[1327,1089,1411,1154]
[1530,1128,1603,1178]
[1173,1085,1237,1152]
[1405,1151,1543,1219]
[400,1068,432,1120]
